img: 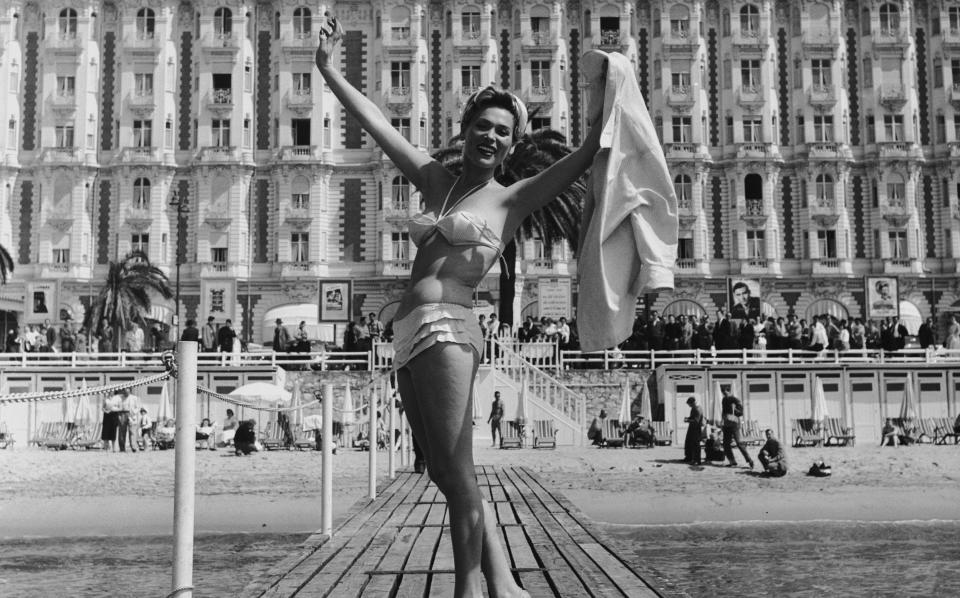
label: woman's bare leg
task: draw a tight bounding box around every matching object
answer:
[398,344,527,598]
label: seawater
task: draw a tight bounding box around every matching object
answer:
[2,522,959,597]
[605,520,960,597]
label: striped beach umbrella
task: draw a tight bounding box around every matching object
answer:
[158,379,173,422]
[618,381,632,424]
[899,374,918,422]
[812,377,829,427]
[515,382,530,424]
[638,381,652,422]
[710,380,723,427]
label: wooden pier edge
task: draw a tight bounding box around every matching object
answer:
[242,466,689,597]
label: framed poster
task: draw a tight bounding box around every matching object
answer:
[727,277,761,321]
[26,281,59,323]
[865,276,899,319]
[538,278,572,320]
[200,279,237,325]
[319,280,351,322]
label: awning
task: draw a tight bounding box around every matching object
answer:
[0,294,24,312]
[146,303,174,324]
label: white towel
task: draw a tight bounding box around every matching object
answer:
[577,50,678,352]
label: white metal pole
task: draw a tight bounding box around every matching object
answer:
[398,407,407,467]
[387,379,396,479]
[172,341,198,598]
[368,388,377,499]
[321,382,333,537]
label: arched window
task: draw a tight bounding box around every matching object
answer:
[739,4,759,35]
[133,177,150,209]
[815,173,834,205]
[293,7,311,37]
[669,5,690,38]
[662,299,707,319]
[390,6,411,40]
[214,7,232,36]
[59,8,78,37]
[808,3,830,37]
[392,175,410,210]
[879,3,899,34]
[886,172,905,206]
[674,174,693,206]
[136,8,155,38]
[291,175,310,209]
[805,298,849,321]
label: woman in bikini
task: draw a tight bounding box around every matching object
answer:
[317,17,603,598]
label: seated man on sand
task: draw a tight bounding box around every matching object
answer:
[757,429,787,477]
[234,419,258,455]
[880,418,900,447]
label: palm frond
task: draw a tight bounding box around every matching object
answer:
[84,250,173,339]
[0,243,14,284]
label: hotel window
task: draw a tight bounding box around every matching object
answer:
[214,7,232,37]
[461,65,481,93]
[670,61,691,91]
[131,233,149,255]
[56,75,75,98]
[811,59,831,89]
[292,192,309,210]
[746,230,765,258]
[865,115,875,143]
[134,73,153,96]
[673,174,692,207]
[53,248,71,264]
[136,8,155,38]
[293,72,311,95]
[879,3,899,35]
[739,4,760,35]
[672,116,692,142]
[936,115,946,144]
[934,59,943,89]
[7,119,16,148]
[419,117,427,146]
[165,119,173,148]
[951,7,960,33]
[293,7,312,37]
[883,114,904,141]
[461,10,480,38]
[530,117,551,131]
[817,230,837,258]
[55,125,75,148]
[886,179,905,206]
[391,6,411,39]
[952,59,960,90]
[815,174,834,205]
[59,8,77,38]
[813,115,832,142]
[862,58,873,88]
[954,115,960,142]
[133,120,152,147]
[391,118,411,141]
[392,175,410,210]
[726,116,734,144]
[888,230,907,258]
[211,247,228,263]
[677,236,694,260]
[133,177,150,209]
[291,233,309,262]
[740,59,761,90]
[212,119,230,146]
[9,70,19,92]
[743,118,762,142]
[531,61,551,90]
[244,63,253,92]
[392,232,409,261]
[669,5,690,37]
[390,62,410,93]
[323,115,331,148]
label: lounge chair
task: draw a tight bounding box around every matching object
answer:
[32,422,53,447]
[292,423,318,450]
[532,419,556,449]
[913,418,938,444]
[823,417,856,447]
[598,419,624,448]
[934,417,958,445]
[739,420,765,446]
[500,420,523,449]
[792,418,823,447]
[650,421,673,446]
[42,422,71,450]
[71,423,103,450]
[260,421,286,450]
[0,422,13,449]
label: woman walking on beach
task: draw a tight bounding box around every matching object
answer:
[316,17,603,598]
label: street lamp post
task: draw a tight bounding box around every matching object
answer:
[170,188,189,340]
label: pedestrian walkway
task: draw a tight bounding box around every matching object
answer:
[243,465,682,597]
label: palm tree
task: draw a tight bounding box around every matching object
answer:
[83,250,173,351]
[432,128,587,327]
[0,243,13,284]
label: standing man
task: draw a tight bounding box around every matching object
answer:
[487,391,504,447]
[367,312,385,342]
[720,386,754,469]
[117,388,141,452]
[201,316,217,352]
[273,318,291,351]
[180,318,200,342]
[757,429,787,476]
[217,319,237,353]
[59,319,76,353]
[101,390,122,452]
[683,396,704,465]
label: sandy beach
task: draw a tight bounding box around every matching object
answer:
[2,442,959,534]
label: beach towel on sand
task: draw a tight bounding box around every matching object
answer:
[576,50,678,352]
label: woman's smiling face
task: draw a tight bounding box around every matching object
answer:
[462,106,515,169]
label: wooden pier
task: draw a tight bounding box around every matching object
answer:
[243,466,682,597]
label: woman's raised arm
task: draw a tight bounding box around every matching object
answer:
[315,18,437,189]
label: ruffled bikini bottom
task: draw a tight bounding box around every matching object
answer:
[391,303,484,370]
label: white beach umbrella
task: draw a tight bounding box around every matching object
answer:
[341,384,355,426]
[515,382,530,423]
[61,384,75,423]
[710,380,723,426]
[158,378,173,422]
[638,380,653,422]
[899,374,918,422]
[812,377,829,425]
[472,384,483,421]
[72,380,94,426]
[228,382,292,407]
[618,381,632,424]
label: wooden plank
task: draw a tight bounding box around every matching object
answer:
[580,543,661,598]
[394,573,428,598]
[504,523,539,570]
[427,573,456,598]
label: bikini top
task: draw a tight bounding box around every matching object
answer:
[407,178,505,256]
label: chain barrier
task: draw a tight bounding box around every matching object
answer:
[0,372,172,405]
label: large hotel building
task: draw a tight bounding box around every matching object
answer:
[1,0,959,344]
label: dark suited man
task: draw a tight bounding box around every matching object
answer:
[720,386,754,469]
[180,319,200,342]
[713,310,738,350]
[730,282,761,321]
[217,319,237,353]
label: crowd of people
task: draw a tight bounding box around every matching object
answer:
[3,317,174,354]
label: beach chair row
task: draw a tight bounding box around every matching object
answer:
[892,417,958,445]
[791,417,857,448]
[0,422,14,449]
[31,421,103,450]
[499,419,557,449]
[593,419,674,448]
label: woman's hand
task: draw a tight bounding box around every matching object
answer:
[585,61,607,128]
[315,13,343,72]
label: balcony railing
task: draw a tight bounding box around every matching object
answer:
[531,31,552,45]
[747,258,768,268]
[211,89,233,104]
[390,28,411,41]
[278,145,316,161]
[675,258,697,270]
[390,86,410,97]
[599,29,621,46]
[461,85,479,96]
[744,199,764,215]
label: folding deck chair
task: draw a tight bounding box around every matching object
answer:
[823,417,856,446]
[792,418,824,447]
[532,419,556,449]
[499,420,523,449]
[650,421,673,446]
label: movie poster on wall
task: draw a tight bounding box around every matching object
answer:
[200,279,237,326]
[726,277,761,321]
[538,278,572,320]
[319,280,351,322]
[25,281,59,323]
[865,276,899,319]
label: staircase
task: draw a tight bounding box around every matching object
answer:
[486,340,586,446]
